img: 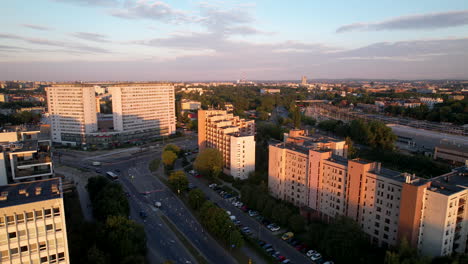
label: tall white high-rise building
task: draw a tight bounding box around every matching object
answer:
[109,84,176,135]
[46,85,97,145]
[46,83,176,146]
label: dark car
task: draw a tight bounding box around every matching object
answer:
[115,169,121,173]
[258,240,266,247]
[139,211,147,219]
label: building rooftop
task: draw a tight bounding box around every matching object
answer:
[0,178,62,208]
[429,166,468,195]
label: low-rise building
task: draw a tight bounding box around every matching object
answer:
[181,100,201,113]
[434,140,468,165]
[260,88,281,94]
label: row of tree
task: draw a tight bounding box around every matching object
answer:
[85,176,147,264]
[318,119,396,150]
[161,144,181,170]
[384,99,468,125]
[186,189,244,249]
[0,111,42,126]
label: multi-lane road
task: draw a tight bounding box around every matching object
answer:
[56,137,238,264]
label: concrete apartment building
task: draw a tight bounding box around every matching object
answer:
[198,110,255,179]
[46,85,97,145]
[0,178,69,264]
[268,130,468,256]
[434,140,468,166]
[180,99,201,113]
[46,83,176,147]
[0,129,53,186]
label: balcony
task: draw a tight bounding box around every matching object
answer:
[457,216,463,224]
[458,207,465,216]
[460,199,466,206]
[16,156,51,167]
[15,166,52,178]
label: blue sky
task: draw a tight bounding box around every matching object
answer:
[1,0,468,80]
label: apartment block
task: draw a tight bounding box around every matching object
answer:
[198,110,255,179]
[0,178,69,264]
[434,140,468,166]
[46,83,176,147]
[46,85,98,145]
[268,130,468,256]
[181,99,201,113]
[0,129,53,185]
[110,84,176,135]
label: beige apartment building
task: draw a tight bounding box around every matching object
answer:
[46,83,176,147]
[268,130,468,256]
[46,85,97,145]
[198,110,255,179]
[0,178,69,264]
[110,84,176,135]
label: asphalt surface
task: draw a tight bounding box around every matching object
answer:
[56,137,238,264]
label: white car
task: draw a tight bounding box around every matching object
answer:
[248,210,259,217]
[270,225,280,232]
[306,250,317,257]
[311,253,322,261]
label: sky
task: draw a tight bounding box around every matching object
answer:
[1,0,468,81]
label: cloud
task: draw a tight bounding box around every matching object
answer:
[111,0,193,23]
[52,0,119,6]
[337,10,468,33]
[72,32,109,42]
[22,24,54,31]
[0,33,111,53]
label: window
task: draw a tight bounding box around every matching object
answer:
[53,207,60,216]
[30,244,37,253]
[40,256,48,263]
[26,212,33,221]
[58,252,65,261]
[16,214,24,223]
[6,215,14,225]
[384,226,390,232]
[46,224,53,231]
[20,246,28,253]
[10,248,18,255]
[39,242,46,251]
[8,232,16,239]
[35,210,43,219]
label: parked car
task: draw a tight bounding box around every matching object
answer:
[295,244,306,251]
[139,211,147,219]
[277,255,286,261]
[262,243,272,250]
[241,205,248,212]
[306,250,317,257]
[269,224,280,232]
[248,210,259,217]
[311,253,322,261]
[257,240,266,247]
[281,232,294,241]
[282,259,291,264]
[208,183,217,188]
[323,261,334,264]
[289,239,300,246]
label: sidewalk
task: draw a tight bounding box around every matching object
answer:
[55,165,94,222]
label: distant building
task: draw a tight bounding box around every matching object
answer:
[198,110,255,179]
[0,94,8,103]
[419,97,443,109]
[181,100,201,113]
[224,103,234,113]
[434,140,468,165]
[301,76,307,85]
[0,178,70,263]
[47,83,176,147]
[260,88,281,95]
[94,85,107,95]
[449,95,465,101]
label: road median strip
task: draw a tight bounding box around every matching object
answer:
[159,214,208,264]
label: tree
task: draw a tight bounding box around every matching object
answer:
[261,198,276,220]
[86,245,108,264]
[292,106,301,128]
[164,144,181,156]
[345,137,357,159]
[86,176,110,202]
[193,148,223,178]
[384,238,430,264]
[188,189,206,210]
[93,183,130,221]
[228,229,244,249]
[288,214,306,233]
[99,216,146,263]
[162,150,177,169]
[168,170,189,194]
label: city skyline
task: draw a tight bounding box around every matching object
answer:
[1,0,468,80]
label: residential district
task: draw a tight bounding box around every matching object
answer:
[0,78,467,264]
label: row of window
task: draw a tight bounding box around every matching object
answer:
[0,208,60,226]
